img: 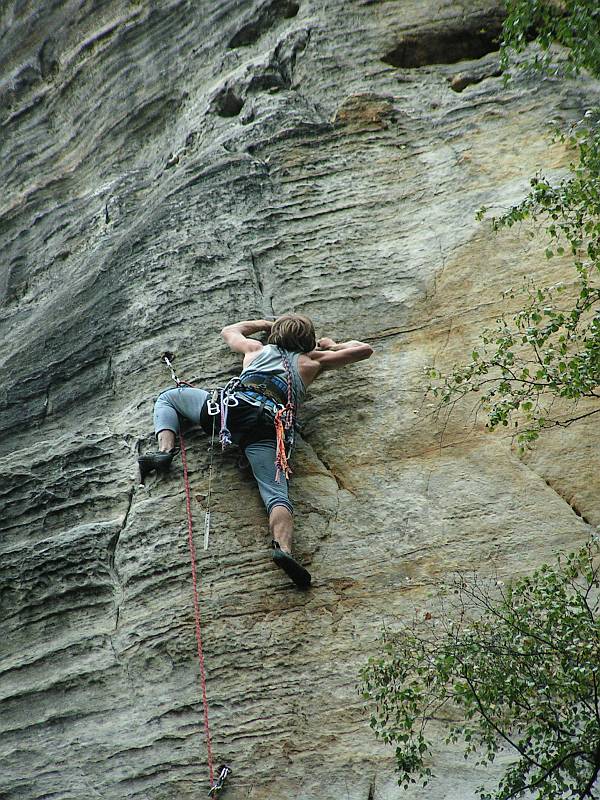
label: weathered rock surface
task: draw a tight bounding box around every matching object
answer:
[1,2,599,799]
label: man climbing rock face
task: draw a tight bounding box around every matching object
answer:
[139,314,373,588]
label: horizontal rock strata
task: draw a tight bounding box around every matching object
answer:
[1,1,599,798]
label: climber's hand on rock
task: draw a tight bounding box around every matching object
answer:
[317,337,336,350]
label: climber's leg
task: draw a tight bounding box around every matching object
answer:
[269,505,294,553]
[139,387,209,478]
[243,440,310,589]
[158,430,176,453]
[243,440,293,524]
[153,386,210,438]
[271,532,311,589]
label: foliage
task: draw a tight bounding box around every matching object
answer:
[428,3,600,447]
[500,1,600,77]
[360,540,600,800]
[428,121,600,448]
[371,7,600,799]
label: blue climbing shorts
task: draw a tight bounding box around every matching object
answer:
[153,386,293,516]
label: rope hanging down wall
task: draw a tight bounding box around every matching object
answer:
[161,353,231,797]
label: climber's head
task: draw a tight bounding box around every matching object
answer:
[268,313,316,353]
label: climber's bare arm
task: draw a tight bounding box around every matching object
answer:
[299,337,373,384]
[221,319,272,355]
[310,338,374,369]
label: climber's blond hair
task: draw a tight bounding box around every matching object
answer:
[268,314,316,353]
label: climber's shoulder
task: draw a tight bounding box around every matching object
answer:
[221,325,264,356]
[297,353,322,387]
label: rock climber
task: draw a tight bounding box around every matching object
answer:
[138,314,373,588]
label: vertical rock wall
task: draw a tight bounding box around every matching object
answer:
[1,2,599,798]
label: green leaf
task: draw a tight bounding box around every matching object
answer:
[360,540,600,800]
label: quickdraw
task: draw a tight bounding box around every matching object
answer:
[209,765,232,797]
[161,351,195,389]
[216,378,240,449]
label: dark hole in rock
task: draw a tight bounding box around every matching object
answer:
[249,70,287,92]
[39,39,59,80]
[13,64,41,94]
[383,13,504,68]
[229,0,300,48]
[215,89,244,117]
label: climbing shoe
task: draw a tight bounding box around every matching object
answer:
[138,449,177,480]
[271,540,311,589]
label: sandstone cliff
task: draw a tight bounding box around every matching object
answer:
[1,2,599,799]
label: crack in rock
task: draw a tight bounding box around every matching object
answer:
[542,477,592,527]
[520,459,594,528]
[107,487,134,634]
[306,440,354,496]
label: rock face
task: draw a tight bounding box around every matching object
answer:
[1,2,599,799]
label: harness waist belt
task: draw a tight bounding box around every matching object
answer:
[236,389,281,417]
[238,374,287,405]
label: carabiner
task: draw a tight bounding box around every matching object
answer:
[207,400,220,416]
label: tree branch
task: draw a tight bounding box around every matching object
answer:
[578,743,600,800]
[551,407,600,427]
[461,671,543,767]
[502,749,588,800]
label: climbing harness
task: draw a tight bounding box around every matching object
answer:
[209,765,232,797]
[161,349,296,483]
[237,370,288,405]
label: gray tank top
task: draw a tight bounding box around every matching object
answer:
[238,344,306,407]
